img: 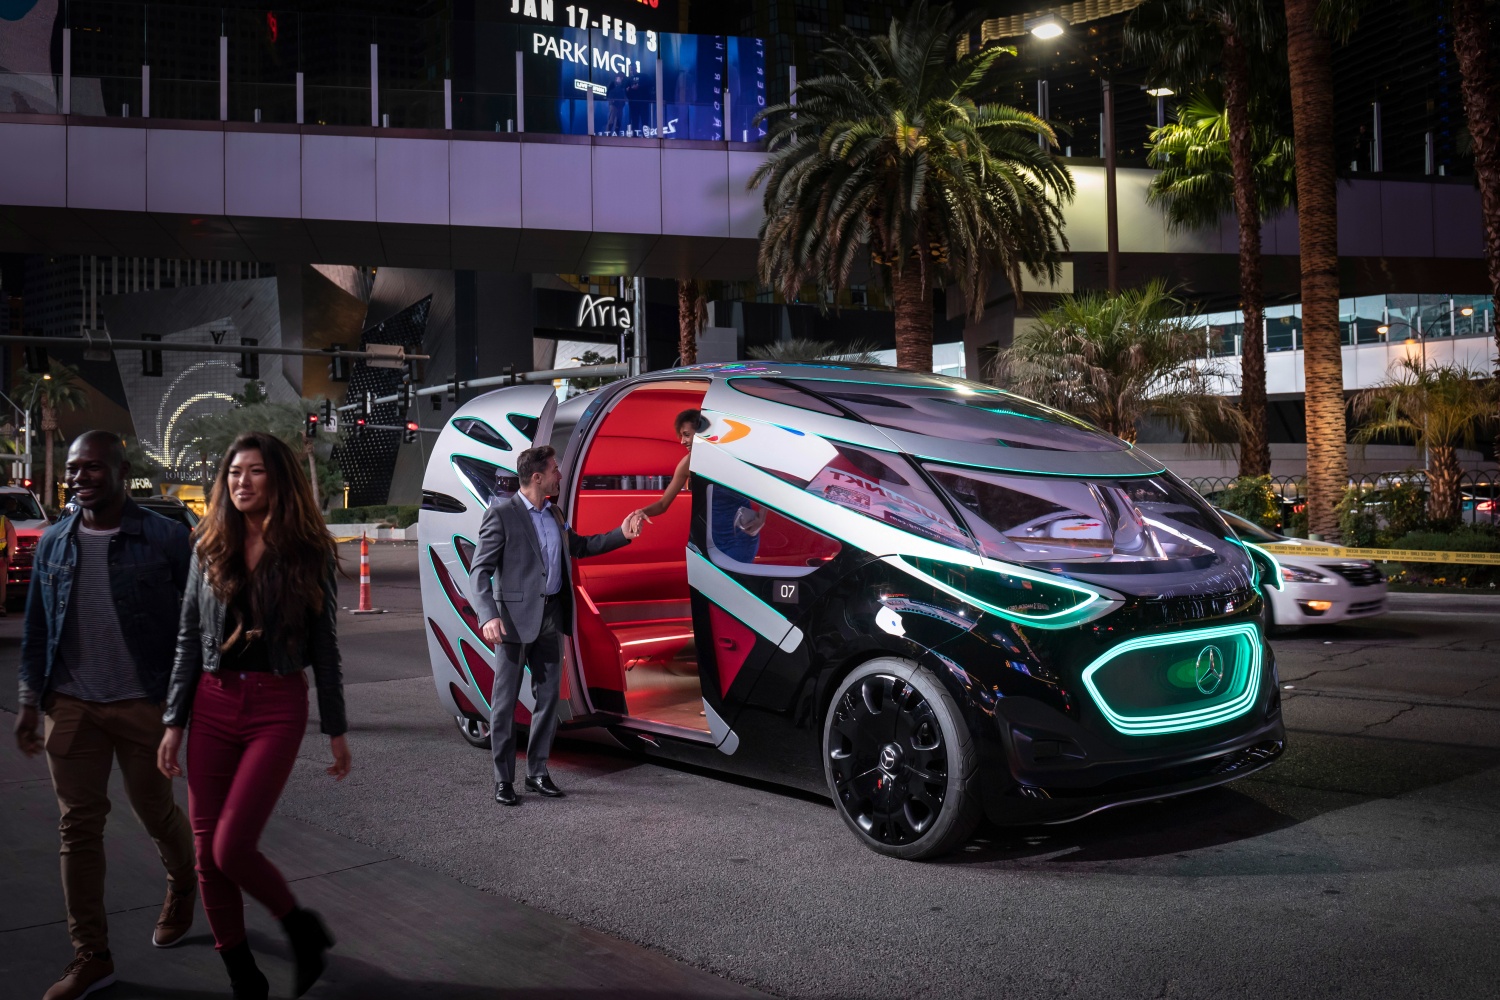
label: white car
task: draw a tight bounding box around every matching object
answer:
[1217,509,1388,632]
[0,484,50,605]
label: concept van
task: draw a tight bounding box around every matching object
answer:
[418,363,1286,859]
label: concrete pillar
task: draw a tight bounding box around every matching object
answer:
[454,272,534,403]
[962,300,1015,384]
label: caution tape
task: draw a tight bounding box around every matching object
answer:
[1262,543,1500,566]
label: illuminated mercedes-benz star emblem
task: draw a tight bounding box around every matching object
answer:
[879,744,900,771]
[1195,645,1226,695]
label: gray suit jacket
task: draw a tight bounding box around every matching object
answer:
[469,492,630,644]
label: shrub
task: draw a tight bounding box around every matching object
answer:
[1384,525,1500,588]
[1381,480,1429,541]
[326,504,420,528]
[1216,475,1281,530]
[1335,487,1380,548]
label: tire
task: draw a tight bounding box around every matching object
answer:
[455,714,492,750]
[822,659,982,860]
[1262,586,1299,638]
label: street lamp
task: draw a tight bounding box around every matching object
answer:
[1025,13,1067,39]
[0,372,52,490]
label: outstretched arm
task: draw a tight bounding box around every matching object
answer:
[639,453,691,519]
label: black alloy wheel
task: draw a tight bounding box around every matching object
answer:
[823,659,980,860]
[456,714,492,749]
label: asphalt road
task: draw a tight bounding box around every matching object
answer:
[8,543,1500,999]
[274,545,1500,1000]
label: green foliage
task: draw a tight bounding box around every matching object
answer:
[998,279,1239,444]
[1146,87,1296,230]
[750,0,1073,319]
[1352,359,1500,456]
[182,395,344,504]
[746,339,883,363]
[1217,475,1280,529]
[1335,486,1380,548]
[1383,525,1500,589]
[326,505,420,528]
[1381,481,1431,540]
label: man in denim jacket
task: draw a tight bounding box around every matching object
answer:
[14,432,195,1000]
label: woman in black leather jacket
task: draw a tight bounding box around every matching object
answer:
[156,431,349,1000]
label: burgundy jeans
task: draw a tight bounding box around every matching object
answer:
[187,669,309,949]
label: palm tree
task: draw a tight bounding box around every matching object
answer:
[997,280,1239,444]
[1352,358,1500,523]
[1129,0,1282,478]
[1283,0,1353,540]
[14,363,87,507]
[1447,0,1500,444]
[676,279,707,365]
[751,0,1073,373]
[747,338,884,363]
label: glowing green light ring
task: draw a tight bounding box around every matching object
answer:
[1080,623,1263,736]
[885,555,1112,630]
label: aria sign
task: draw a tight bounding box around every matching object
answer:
[577,294,633,330]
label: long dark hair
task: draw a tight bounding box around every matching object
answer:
[195,432,336,651]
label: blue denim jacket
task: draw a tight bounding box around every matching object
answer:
[18,500,192,707]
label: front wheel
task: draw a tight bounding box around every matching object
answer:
[1262,586,1299,638]
[456,714,491,749]
[823,659,981,860]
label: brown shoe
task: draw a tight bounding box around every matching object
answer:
[42,950,115,1000]
[152,885,196,948]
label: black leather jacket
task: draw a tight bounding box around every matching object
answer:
[164,554,347,736]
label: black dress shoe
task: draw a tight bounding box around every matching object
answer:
[525,775,565,797]
[495,782,519,806]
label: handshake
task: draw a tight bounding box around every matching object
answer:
[621,509,650,539]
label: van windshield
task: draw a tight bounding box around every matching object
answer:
[924,463,1234,570]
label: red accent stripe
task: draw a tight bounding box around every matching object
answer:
[449,683,480,719]
[429,547,492,651]
[459,639,495,703]
[427,618,466,683]
[709,604,757,697]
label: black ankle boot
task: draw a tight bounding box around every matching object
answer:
[219,941,270,1000]
[280,906,335,997]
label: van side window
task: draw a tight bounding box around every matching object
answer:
[706,484,841,577]
[728,378,843,415]
[805,443,974,552]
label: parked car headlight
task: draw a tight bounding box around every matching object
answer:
[1281,564,1333,584]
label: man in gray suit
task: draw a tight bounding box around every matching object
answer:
[470,444,643,805]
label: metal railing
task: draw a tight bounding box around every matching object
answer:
[1187,470,1500,528]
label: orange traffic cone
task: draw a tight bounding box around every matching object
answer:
[349,531,386,615]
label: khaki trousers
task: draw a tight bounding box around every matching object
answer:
[43,692,196,954]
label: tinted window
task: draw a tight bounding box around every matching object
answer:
[802,443,973,551]
[927,464,1230,567]
[706,484,841,576]
[453,418,511,451]
[508,414,540,440]
[789,380,1124,453]
[452,456,519,506]
[728,378,843,415]
[0,492,46,520]
[1216,509,1283,544]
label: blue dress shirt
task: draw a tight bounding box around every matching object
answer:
[520,493,564,596]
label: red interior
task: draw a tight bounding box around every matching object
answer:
[571,385,707,720]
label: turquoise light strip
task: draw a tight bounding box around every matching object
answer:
[1244,541,1285,592]
[1080,622,1264,736]
[886,555,1110,630]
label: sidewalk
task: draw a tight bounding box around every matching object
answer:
[0,657,763,1000]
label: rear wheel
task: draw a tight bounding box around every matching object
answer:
[456,714,491,749]
[823,659,981,860]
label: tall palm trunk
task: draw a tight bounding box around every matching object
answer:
[1449,0,1500,447]
[677,279,702,365]
[892,264,933,373]
[41,402,57,508]
[1427,443,1462,524]
[1221,29,1270,478]
[1284,0,1347,540]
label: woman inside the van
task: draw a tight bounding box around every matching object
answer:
[636,409,768,553]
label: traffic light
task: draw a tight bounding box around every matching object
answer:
[354,414,367,435]
[402,420,419,444]
[305,412,319,437]
[397,380,416,418]
[320,399,333,424]
[141,334,162,377]
[237,338,260,379]
[448,373,460,402]
[23,335,47,373]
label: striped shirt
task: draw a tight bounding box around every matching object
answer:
[50,526,146,703]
